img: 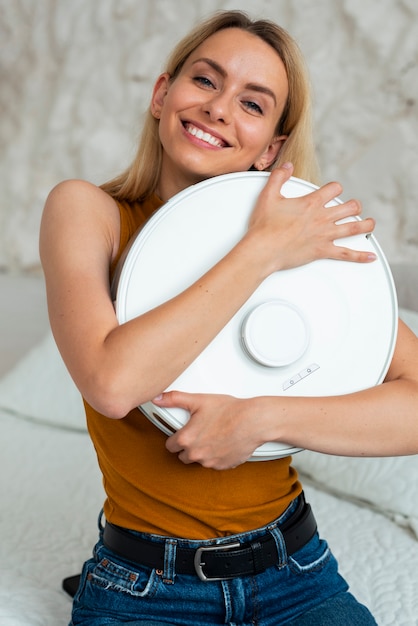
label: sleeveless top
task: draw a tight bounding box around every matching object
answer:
[84,194,302,539]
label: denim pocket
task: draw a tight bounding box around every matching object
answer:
[287,532,332,574]
[87,554,161,598]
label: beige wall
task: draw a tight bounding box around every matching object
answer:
[1,0,418,277]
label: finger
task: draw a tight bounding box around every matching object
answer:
[268,161,294,191]
[304,181,344,208]
[327,199,362,222]
[329,237,377,262]
[176,449,195,465]
[333,216,375,240]
[165,432,184,454]
[152,390,193,409]
[333,246,377,263]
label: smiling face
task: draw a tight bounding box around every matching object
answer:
[151,28,289,200]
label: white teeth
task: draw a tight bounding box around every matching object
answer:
[185,124,223,147]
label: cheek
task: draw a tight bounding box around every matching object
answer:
[242,126,273,158]
[157,106,178,150]
[157,89,188,141]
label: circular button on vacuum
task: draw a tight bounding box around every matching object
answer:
[241,300,310,367]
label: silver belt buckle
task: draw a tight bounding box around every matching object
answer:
[194,541,241,581]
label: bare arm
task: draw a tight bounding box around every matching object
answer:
[39,165,375,418]
[154,319,418,468]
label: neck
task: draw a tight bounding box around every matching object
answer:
[156,160,207,202]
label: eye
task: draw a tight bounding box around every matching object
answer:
[193,75,215,89]
[242,100,263,115]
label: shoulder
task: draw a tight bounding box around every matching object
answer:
[42,179,120,237]
[44,179,118,214]
[40,179,121,262]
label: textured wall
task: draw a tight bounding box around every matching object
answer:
[1,0,418,272]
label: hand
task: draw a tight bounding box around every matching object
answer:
[152,391,263,470]
[246,163,376,274]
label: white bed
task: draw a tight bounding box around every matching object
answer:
[1,273,418,626]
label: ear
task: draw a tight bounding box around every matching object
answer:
[254,135,287,171]
[150,73,171,120]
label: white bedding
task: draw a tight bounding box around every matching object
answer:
[1,274,418,625]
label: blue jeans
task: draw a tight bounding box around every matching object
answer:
[70,501,377,625]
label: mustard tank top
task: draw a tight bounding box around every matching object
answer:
[84,194,302,539]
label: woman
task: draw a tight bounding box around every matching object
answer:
[40,10,418,626]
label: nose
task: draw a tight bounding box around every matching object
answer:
[203,92,233,124]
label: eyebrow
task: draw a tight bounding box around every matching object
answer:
[191,57,278,106]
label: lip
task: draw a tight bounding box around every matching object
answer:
[182,121,231,148]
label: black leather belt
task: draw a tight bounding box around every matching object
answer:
[103,495,317,581]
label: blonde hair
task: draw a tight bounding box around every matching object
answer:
[101,10,319,201]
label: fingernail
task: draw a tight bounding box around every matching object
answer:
[282,161,293,169]
[153,394,163,401]
[367,253,377,261]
